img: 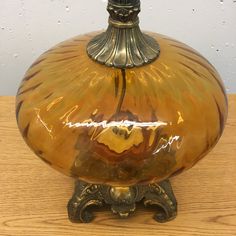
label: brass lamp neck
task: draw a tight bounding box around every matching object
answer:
[87,0,160,69]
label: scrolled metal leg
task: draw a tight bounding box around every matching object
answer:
[67,181,103,223]
[143,180,177,223]
[67,179,177,223]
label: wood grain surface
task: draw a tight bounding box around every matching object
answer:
[0,96,236,236]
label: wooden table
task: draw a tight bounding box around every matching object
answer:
[0,96,236,236]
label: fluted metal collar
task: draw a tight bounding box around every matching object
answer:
[87,0,160,69]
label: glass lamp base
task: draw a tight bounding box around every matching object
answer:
[68,179,177,223]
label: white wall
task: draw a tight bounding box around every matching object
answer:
[0,0,236,95]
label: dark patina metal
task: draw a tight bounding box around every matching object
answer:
[68,179,177,223]
[87,0,160,68]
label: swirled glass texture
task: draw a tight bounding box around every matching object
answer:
[16,32,228,186]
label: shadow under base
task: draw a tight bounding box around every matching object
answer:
[67,179,177,223]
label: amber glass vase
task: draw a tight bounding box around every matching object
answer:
[16,0,228,223]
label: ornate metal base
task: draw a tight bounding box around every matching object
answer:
[68,179,177,223]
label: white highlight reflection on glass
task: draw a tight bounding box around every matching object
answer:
[35,108,53,139]
[153,136,181,155]
[64,120,168,129]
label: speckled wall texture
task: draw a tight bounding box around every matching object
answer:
[0,0,235,95]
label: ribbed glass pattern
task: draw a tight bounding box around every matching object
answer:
[16,32,228,186]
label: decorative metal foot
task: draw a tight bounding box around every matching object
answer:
[67,179,177,223]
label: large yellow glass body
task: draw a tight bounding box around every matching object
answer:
[16,32,228,186]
